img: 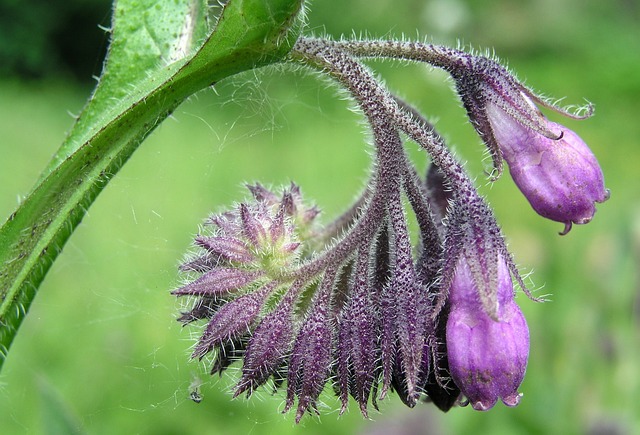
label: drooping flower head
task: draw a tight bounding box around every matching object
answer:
[173,183,319,372]
[170,35,605,423]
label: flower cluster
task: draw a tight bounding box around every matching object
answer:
[172,36,608,421]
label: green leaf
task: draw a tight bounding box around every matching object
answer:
[0,0,304,370]
[40,0,210,180]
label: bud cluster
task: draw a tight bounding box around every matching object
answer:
[172,36,608,421]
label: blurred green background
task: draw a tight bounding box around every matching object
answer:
[1,0,639,434]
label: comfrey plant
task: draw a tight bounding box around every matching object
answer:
[0,0,608,427]
[172,37,608,421]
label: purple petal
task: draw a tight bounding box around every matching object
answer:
[446,256,529,410]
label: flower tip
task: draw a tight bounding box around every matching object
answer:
[559,221,572,236]
[339,402,349,416]
[470,391,520,410]
[283,397,295,414]
[559,186,609,235]
[502,392,523,407]
[358,401,370,419]
[471,398,497,411]
[294,408,308,424]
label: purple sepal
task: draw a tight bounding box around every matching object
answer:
[284,279,334,423]
[391,268,426,407]
[194,235,255,264]
[234,283,302,397]
[335,248,379,417]
[240,203,268,247]
[171,268,263,296]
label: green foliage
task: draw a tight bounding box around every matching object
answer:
[0,0,304,369]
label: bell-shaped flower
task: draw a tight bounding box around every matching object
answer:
[446,254,529,411]
[486,102,609,234]
[450,54,608,233]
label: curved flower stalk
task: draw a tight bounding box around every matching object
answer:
[173,35,607,422]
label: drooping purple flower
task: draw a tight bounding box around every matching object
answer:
[446,255,529,411]
[486,102,609,234]
[449,54,608,232]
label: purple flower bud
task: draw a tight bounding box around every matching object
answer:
[336,248,380,417]
[247,182,280,204]
[191,283,276,359]
[486,102,609,233]
[446,256,529,411]
[171,268,264,296]
[240,203,269,247]
[194,235,255,264]
[284,277,334,423]
[448,54,608,232]
[234,289,297,397]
